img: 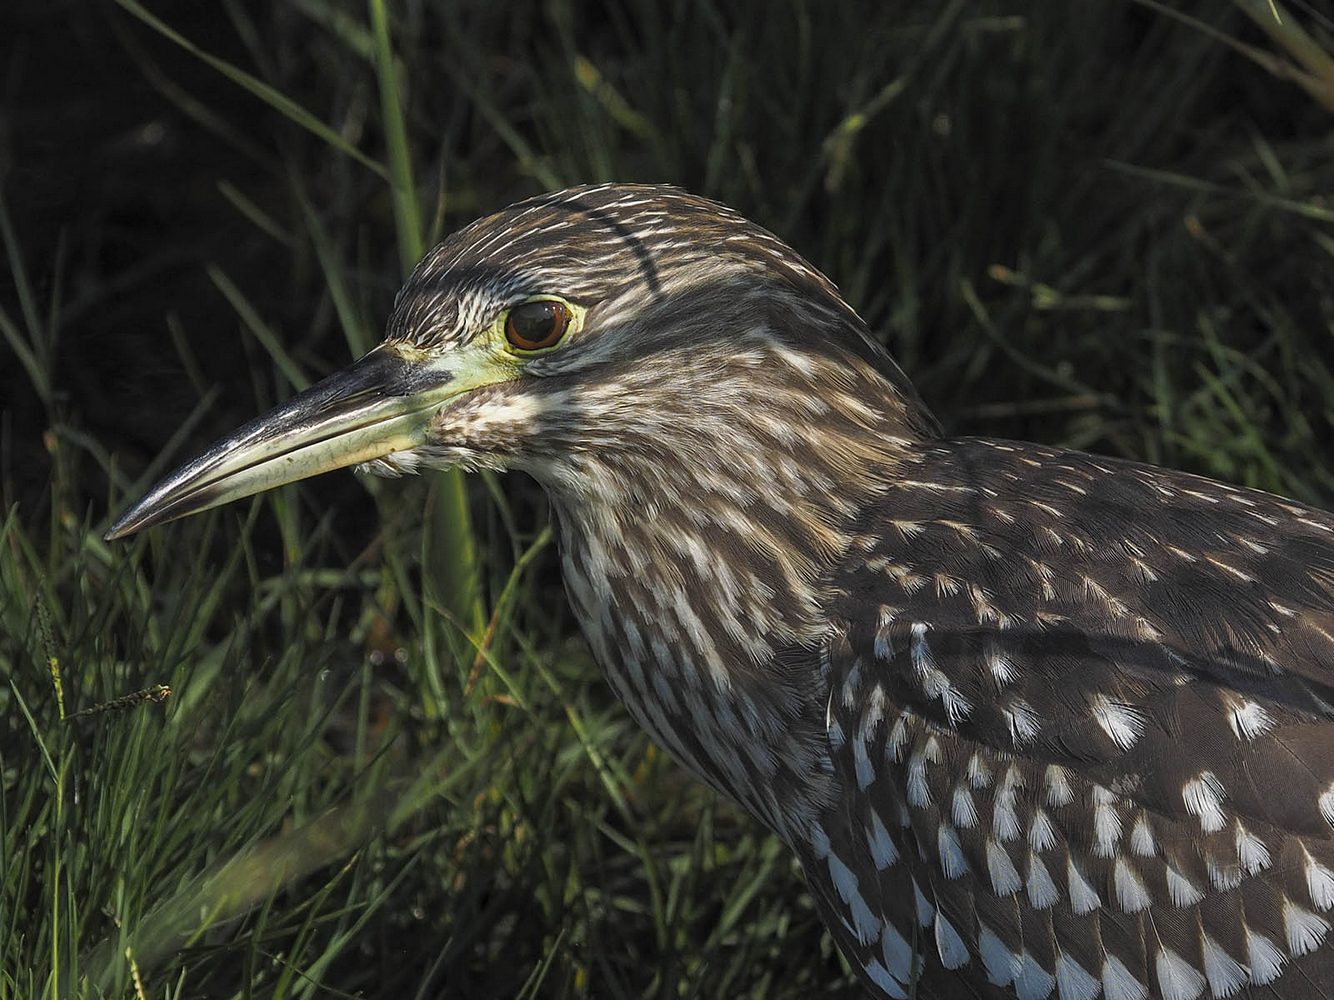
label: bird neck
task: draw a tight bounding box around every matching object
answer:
[532,331,929,835]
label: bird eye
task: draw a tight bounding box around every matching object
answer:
[504,300,572,352]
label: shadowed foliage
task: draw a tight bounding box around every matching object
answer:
[2,1,1333,997]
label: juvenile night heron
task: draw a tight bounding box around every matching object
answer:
[108,184,1334,999]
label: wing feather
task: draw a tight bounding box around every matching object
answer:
[812,438,1334,998]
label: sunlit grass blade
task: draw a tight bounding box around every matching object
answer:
[368,0,485,642]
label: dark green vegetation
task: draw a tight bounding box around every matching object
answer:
[3,2,1333,996]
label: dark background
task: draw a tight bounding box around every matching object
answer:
[8,1,1331,529]
[3,2,1333,997]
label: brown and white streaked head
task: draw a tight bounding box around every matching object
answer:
[105,183,937,542]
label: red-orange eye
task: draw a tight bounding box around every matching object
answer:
[504,300,572,351]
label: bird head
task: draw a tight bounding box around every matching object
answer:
[106,184,936,540]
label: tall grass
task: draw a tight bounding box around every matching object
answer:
[2,1,1333,996]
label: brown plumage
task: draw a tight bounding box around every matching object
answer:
[108,184,1334,999]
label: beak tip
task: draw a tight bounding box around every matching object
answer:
[104,516,136,542]
[105,502,156,541]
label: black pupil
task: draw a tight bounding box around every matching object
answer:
[509,302,563,347]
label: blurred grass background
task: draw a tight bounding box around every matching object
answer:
[2,1,1333,996]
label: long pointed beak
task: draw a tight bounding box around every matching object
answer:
[106,347,454,540]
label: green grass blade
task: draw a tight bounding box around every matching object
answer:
[368,0,484,641]
[367,0,423,271]
[113,0,390,180]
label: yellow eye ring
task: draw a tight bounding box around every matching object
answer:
[504,299,573,352]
